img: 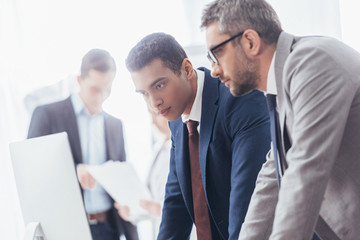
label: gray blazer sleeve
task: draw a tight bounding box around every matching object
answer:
[240,36,360,240]
[269,41,356,240]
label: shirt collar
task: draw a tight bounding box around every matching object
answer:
[71,93,85,115]
[71,93,104,117]
[181,69,204,123]
[266,51,277,95]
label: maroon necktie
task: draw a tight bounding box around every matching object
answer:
[186,120,212,240]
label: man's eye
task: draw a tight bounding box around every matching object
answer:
[138,91,148,96]
[156,83,165,89]
[213,48,222,56]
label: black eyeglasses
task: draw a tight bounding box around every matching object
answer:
[207,31,244,65]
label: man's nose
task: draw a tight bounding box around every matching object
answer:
[149,94,163,108]
[210,61,222,79]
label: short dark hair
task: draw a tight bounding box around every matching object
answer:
[80,49,116,77]
[201,0,282,44]
[125,32,188,75]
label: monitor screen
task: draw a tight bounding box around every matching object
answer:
[9,132,92,240]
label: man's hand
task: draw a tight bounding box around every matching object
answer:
[139,199,162,217]
[114,202,131,221]
[76,164,96,190]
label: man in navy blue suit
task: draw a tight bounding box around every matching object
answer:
[124,32,270,240]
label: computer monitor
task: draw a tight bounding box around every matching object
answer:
[9,132,92,240]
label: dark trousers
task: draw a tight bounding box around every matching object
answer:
[89,208,139,240]
[90,221,118,240]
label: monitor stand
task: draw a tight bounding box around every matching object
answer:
[24,222,45,240]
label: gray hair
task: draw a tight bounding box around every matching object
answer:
[201,0,282,44]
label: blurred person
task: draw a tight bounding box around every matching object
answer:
[201,0,360,239]
[146,109,171,223]
[27,49,138,240]
[115,108,170,238]
[125,32,271,240]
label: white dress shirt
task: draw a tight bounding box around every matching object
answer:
[71,93,112,214]
[267,51,277,95]
[181,69,205,133]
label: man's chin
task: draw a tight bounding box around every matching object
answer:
[166,116,179,122]
[162,113,177,122]
[230,86,254,97]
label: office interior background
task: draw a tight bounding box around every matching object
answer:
[1,0,359,239]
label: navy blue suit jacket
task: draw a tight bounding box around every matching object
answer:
[157,68,271,239]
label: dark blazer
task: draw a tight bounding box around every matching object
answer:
[157,68,271,240]
[27,96,139,240]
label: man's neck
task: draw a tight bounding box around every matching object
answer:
[86,106,102,116]
[183,70,198,116]
[258,44,276,92]
[78,94,102,116]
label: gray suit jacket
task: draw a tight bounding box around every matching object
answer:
[27,96,139,240]
[239,32,360,240]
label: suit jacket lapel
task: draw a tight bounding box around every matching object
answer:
[104,114,112,160]
[64,97,83,164]
[174,120,194,217]
[174,68,219,218]
[198,68,219,191]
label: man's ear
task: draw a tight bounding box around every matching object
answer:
[182,58,195,78]
[241,29,262,57]
[77,76,82,85]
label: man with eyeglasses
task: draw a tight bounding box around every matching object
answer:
[202,0,360,239]
[206,31,244,66]
[125,32,271,240]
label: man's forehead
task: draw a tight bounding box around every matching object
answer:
[132,62,174,89]
[205,22,224,49]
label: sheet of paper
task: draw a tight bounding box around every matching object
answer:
[87,161,152,221]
